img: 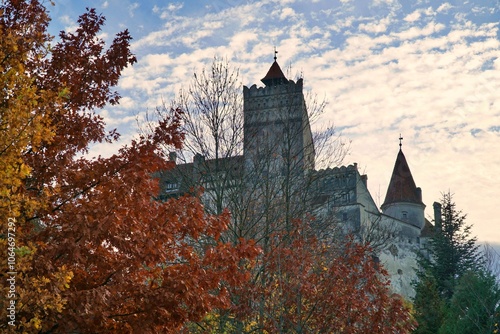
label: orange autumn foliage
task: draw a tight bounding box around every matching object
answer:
[232,220,416,333]
[1,1,258,333]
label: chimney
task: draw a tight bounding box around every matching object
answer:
[193,153,205,182]
[193,153,205,165]
[193,153,206,173]
[169,152,177,163]
[433,202,442,231]
[361,174,367,187]
[416,187,422,202]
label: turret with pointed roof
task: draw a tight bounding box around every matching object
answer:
[381,140,426,232]
[382,148,424,208]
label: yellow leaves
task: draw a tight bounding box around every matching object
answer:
[49,265,74,291]
[0,229,71,332]
[30,317,42,330]
[64,272,74,289]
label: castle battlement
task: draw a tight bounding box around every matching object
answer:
[243,78,303,98]
[313,163,359,177]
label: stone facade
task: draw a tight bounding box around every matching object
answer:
[243,78,315,174]
[159,59,438,298]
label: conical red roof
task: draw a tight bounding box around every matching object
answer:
[382,149,423,208]
[261,61,288,86]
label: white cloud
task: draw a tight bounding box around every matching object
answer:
[59,15,73,25]
[404,7,435,22]
[155,2,184,19]
[129,3,139,18]
[97,32,109,41]
[101,1,109,9]
[286,15,500,244]
[229,31,259,55]
[117,96,136,110]
[58,15,77,33]
[327,15,355,32]
[393,22,446,40]
[437,3,453,13]
[359,17,392,33]
[280,7,297,20]
[404,10,421,22]
[373,0,398,5]
[167,3,183,11]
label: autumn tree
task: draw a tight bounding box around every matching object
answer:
[1,1,69,331]
[146,58,354,329]
[1,1,258,333]
[190,219,416,333]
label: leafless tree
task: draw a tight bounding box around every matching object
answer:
[483,243,500,282]
[141,57,349,237]
[140,57,355,332]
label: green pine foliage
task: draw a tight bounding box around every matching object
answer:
[439,270,500,334]
[413,274,445,334]
[413,191,485,333]
[429,192,482,299]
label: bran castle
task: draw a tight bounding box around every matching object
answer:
[160,57,440,297]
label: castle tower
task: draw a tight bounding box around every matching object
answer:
[381,138,426,232]
[243,54,314,175]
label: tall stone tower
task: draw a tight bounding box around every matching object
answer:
[243,56,314,175]
[381,140,426,237]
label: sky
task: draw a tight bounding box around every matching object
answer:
[46,0,500,246]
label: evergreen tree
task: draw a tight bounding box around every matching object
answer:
[413,274,445,334]
[413,191,482,332]
[439,270,500,334]
[430,192,482,299]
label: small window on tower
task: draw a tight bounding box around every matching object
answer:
[402,211,408,220]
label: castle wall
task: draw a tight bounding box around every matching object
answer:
[161,60,434,301]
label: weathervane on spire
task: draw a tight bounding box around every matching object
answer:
[274,46,278,61]
[399,134,403,149]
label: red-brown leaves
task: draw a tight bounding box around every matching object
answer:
[1,2,258,332]
[232,221,416,333]
[47,8,136,111]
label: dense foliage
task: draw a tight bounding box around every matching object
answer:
[0,1,258,332]
[189,220,416,333]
